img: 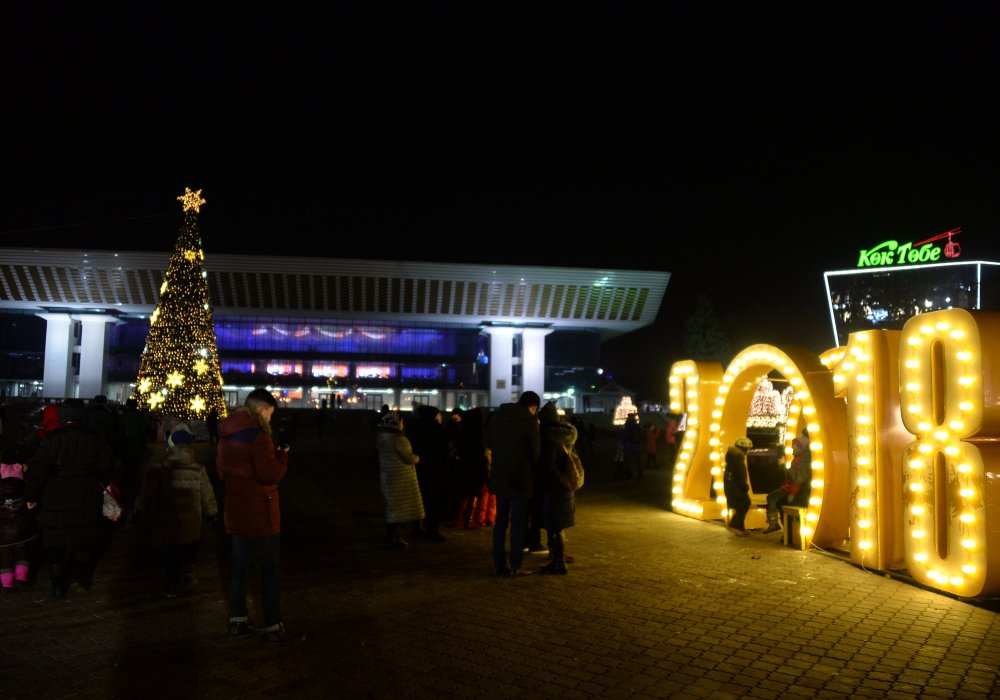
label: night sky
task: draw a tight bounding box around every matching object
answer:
[4,6,1000,400]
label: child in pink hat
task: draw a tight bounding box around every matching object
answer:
[0,447,38,591]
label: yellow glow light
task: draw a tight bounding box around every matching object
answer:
[177,186,206,213]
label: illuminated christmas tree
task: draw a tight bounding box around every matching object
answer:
[613,395,638,426]
[130,187,227,421]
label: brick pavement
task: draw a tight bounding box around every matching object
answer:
[2,421,1000,699]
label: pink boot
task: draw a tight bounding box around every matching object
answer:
[14,562,29,584]
[0,571,13,590]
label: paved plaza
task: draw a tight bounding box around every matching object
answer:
[2,414,999,699]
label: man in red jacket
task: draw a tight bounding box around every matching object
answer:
[216,388,303,645]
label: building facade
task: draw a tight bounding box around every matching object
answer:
[0,248,669,411]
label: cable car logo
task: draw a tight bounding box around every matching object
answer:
[857,227,962,268]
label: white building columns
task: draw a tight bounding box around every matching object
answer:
[521,327,552,398]
[36,312,75,399]
[77,315,118,400]
[484,327,515,407]
[35,312,118,399]
[484,326,552,407]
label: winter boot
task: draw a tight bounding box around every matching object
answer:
[762,511,782,534]
[49,561,68,599]
[14,561,29,587]
[539,532,567,575]
[386,523,408,550]
[454,497,473,528]
[180,565,199,594]
[420,522,446,543]
[0,570,14,591]
[411,519,425,538]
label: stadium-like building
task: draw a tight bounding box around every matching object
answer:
[0,248,670,411]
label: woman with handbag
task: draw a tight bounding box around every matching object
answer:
[536,402,578,575]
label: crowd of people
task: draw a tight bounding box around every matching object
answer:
[0,391,303,646]
[374,392,586,578]
[0,392,691,649]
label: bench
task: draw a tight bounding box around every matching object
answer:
[781,505,808,549]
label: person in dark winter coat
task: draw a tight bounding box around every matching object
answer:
[723,437,754,536]
[535,402,577,575]
[450,408,491,529]
[216,389,301,645]
[376,411,424,550]
[762,426,812,534]
[115,397,152,520]
[620,413,644,481]
[408,405,448,542]
[24,398,115,599]
[0,449,38,591]
[484,390,541,577]
[134,429,218,597]
[86,395,118,446]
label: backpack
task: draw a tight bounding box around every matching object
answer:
[558,444,585,491]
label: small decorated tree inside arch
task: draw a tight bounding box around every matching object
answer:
[613,395,639,426]
[130,187,227,422]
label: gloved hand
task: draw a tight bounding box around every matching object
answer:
[205,514,219,527]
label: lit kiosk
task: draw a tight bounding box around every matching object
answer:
[824,227,1000,347]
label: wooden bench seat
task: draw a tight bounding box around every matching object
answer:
[781,505,808,549]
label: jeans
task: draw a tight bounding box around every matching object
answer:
[228,534,282,628]
[624,449,642,480]
[493,496,529,571]
[766,488,790,516]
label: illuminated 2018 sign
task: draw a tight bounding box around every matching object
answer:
[856,227,962,268]
[667,307,1000,599]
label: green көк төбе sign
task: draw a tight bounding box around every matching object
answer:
[857,228,961,268]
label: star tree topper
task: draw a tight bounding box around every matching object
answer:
[177,187,206,213]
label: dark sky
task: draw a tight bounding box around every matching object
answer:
[4,6,1000,400]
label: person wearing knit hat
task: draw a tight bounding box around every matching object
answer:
[0,445,37,592]
[134,421,218,599]
[167,428,193,448]
[375,410,425,550]
[723,436,754,536]
[379,411,403,431]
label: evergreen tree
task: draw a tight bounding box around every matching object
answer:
[130,187,227,421]
[683,293,732,363]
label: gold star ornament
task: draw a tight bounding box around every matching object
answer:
[177,187,206,213]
